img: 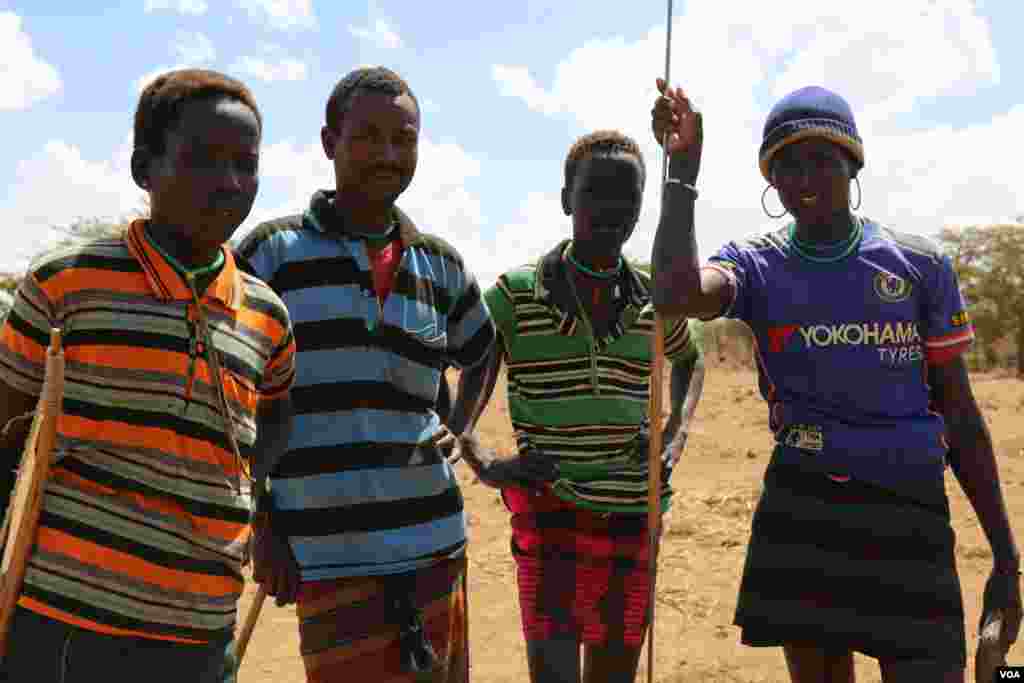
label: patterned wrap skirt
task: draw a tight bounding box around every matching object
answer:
[503,485,657,649]
[296,556,468,683]
[734,456,966,669]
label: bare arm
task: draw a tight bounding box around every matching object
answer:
[445,335,558,487]
[652,178,733,320]
[250,392,299,606]
[434,369,453,428]
[661,354,706,456]
[929,356,1021,644]
[930,357,1018,571]
[250,392,294,486]
[446,336,503,438]
[649,80,733,320]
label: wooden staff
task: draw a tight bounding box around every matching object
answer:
[235,585,267,663]
[646,3,674,682]
[645,323,665,683]
[0,328,65,660]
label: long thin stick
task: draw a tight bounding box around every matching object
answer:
[646,3,673,682]
[235,584,267,664]
[0,328,64,661]
[645,326,666,683]
[660,0,675,187]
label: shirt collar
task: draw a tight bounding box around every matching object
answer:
[303,189,422,246]
[534,239,650,309]
[125,219,244,310]
[533,239,651,344]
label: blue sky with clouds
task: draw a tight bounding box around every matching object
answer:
[3,0,1024,285]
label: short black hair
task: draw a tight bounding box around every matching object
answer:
[325,66,419,131]
[564,129,645,189]
[134,68,261,156]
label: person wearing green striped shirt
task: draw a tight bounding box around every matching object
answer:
[451,130,705,683]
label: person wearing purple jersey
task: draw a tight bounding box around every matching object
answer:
[648,79,1021,683]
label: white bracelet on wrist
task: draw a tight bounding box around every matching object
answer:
[664,178,698,198]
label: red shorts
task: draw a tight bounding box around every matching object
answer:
[503,485,657,648]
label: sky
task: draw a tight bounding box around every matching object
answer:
[2,0,1024,286]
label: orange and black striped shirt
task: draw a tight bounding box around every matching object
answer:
[0,220,295,643]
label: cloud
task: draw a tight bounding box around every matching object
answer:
[235,0,316,31]
[758,1,999,132]
[0,12,61,111]
[348,19,403,49]
[133,31,217,93]
[173,31,216,64]
[0,139,144,274]
[144,0,208,15]
[230,56,308,82]
[491,64,564,117]
[490,0,1015,263]
[477,192,566,285]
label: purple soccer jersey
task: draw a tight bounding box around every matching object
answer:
[707,217,974,497]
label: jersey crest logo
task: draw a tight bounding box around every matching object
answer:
[873,272,912,303]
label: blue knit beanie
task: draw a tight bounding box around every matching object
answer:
[759,86,863,182]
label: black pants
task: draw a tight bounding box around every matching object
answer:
[1,607,236,683]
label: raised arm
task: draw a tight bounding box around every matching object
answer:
[650,78,733,321]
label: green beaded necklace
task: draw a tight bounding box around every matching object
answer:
[788,216,864,264]
[566,244,624,280]
[143,225,225,290]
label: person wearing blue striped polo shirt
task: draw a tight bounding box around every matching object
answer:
[235,66,495,683]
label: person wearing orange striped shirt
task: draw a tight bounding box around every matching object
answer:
[0,69,295,683]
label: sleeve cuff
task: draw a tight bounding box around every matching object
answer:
[925,331,974,366]
[700,264,738,320]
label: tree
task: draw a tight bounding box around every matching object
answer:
[0,289,12,323]
[938,222,1024,376]
[50,216,133,248]
[1,216,137,294]
[0,204,145,324]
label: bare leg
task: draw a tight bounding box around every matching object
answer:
[783,643,856,683]
[581,643,643,683]
[878,658,963,683]
[526,638,581,683]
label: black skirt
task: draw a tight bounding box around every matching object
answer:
[733,457,966,668]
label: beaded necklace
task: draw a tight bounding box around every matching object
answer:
[788,216,863,264]
[565,243,623,305]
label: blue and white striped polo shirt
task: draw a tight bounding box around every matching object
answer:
[235,190,496,580]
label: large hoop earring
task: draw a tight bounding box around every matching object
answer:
[761,184,787,219]
[850,177,862,211]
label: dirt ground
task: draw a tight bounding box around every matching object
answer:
[237,361,1024,682]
